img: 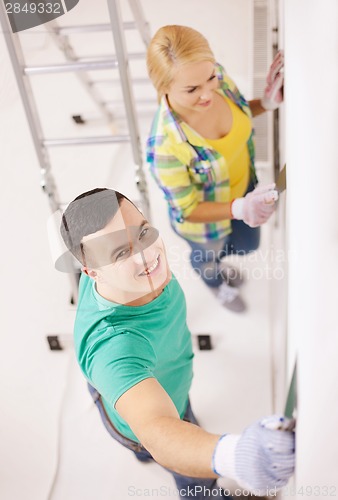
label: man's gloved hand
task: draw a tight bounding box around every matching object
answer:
[231,184,278,227]
[212,415,295,496]
[261,50,284,110]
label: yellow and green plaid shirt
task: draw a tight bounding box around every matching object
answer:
[146,63,257,243]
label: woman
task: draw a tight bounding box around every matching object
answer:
[146,25,283,312]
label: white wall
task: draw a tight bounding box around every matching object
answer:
[285,0,338,495]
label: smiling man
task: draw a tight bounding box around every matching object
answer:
[79,195,171,306]
[60,188,295,500]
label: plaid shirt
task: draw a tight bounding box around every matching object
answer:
[146,63,257,243]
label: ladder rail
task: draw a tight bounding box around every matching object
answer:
[107,0,150,219]
[0,4,58,211]
[0,4,79,302]
[128,0,151,46]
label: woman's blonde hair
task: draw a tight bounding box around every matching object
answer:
[146,25,216,100]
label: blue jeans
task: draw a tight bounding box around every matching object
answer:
[185,183,260,288]
[87,384,232,499]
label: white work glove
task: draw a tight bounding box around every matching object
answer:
[231,183,278,228]
[261,50,284,110]
[212,415,295,496]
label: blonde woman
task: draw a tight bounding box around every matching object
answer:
[146,25,283,312]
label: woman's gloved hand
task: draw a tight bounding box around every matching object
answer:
[231,184,278,227]
[261,50,284,110]
[212,415,295,496]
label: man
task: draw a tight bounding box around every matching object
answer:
[60,188,295,499]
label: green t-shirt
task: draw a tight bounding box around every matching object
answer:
[74,273,194,442]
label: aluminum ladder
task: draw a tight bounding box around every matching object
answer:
[0,0,152,303]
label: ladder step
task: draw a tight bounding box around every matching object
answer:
[25,59,118,75]
[91,77,150,86]
[43,135,130,147]
[56,22,136,35]
[106,98,156,106]
[24,53,146,75]
[78,53,146,61]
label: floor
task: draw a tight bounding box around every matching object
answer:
[0,1,280,499]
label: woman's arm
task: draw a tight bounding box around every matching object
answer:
[252,51,284,114]
[248,99,267,117]
[186,184,278,227]
[185,201,232,223]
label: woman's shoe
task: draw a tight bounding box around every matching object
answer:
[219,263,245,288]
[216,282,246,313]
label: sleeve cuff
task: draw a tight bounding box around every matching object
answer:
[212,433,240,478]
[231,198,245,220]
[260,96,279,111]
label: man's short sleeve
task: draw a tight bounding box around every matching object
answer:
[85,329,156,408]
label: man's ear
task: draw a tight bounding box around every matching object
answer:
[82,266,97,280]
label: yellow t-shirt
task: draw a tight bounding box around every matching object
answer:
[205,95,252,199]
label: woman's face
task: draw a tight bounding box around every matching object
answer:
[166,60,219,115]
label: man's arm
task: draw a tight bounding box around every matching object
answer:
[116,377,295,493]
[115,377,220,478]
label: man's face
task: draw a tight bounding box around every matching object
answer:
[82,199,171,304]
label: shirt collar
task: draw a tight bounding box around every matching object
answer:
[159,95,209,148]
